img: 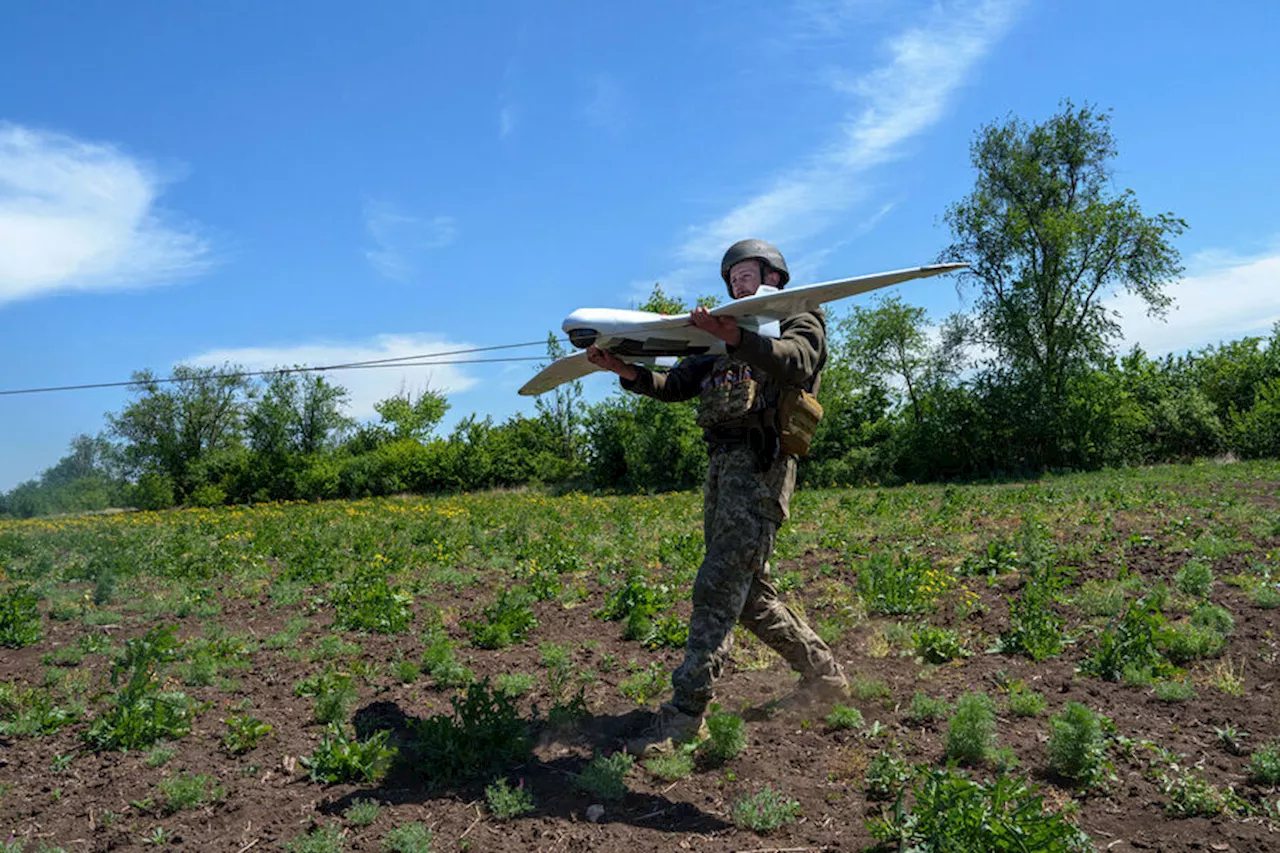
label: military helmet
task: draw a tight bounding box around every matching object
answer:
[720,239,790,292]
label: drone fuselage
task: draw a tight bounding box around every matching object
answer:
[562,308,779,359]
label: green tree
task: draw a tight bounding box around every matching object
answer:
[942,101,1186,468]
[107,365,251,501]
[373,387,449,442]
[534,332,584,470]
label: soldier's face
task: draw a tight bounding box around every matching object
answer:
[729,261,764,299]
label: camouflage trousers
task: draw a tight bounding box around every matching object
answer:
[670,445,841,715]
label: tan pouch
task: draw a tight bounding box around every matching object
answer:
[697,378,759,429]
[777,387,824,456]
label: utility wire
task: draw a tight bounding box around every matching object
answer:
[0,316,700,398]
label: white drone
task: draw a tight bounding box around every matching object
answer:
[518,263,967,396]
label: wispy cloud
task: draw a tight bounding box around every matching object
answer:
[677,0,1023,267]
[0,122,211,306]
[363,201,456,282]
[580,74,626,134]
[1111,245,1280,356]
[188,334,480,420]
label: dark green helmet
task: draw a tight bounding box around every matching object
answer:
[720,239,790,292]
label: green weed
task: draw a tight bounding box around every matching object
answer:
[912,624,968,663]
[381,823,433,853]
[945,692,996,766]
[464,586,538,649]
[730,784,801,833]
[574,751,633,802]
[0,585,41,648]
[696,712,747,765]
[157,772,224,814]
[302,725,397,784]
[83,625,196,751]
[1046,702,1112,790]
[484,777,535,820]
[906,691,951,724]
[863,753,911,801]
[344,798,381,826]
[223,714,273,754]
[825,704,864,730]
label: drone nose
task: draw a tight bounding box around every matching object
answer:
[567,328,598,349]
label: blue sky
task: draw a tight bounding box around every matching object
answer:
[3,0,1279,490]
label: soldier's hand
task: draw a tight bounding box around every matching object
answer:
[691,306,742,347]
[587,345,639,382]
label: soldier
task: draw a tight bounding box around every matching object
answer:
[587,239,848,756]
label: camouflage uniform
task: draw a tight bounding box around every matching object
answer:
[621,309,844,716]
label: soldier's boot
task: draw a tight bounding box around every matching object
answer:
[625,702,710,757]
[765,668,850,714]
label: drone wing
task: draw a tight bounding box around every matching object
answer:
[710,263,967,321]
[519,352,670,396]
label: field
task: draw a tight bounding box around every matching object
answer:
[2,461,1280,852]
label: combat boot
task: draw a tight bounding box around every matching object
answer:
[625,702,709,757]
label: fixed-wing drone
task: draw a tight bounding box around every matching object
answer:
[518,263,967,396]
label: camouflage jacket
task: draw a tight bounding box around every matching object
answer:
[620,309,826,433]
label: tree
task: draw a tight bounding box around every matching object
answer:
[942,101,1186,467]
[107,365,250,500]
[373,387,449,442]
[533,332,585,469]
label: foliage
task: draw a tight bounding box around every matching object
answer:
[84,625,197,751]
[284,825,345,853]
[730,785,801,833]
[942,100,1186,471]
[464,586,538,649]
[0,585,41,648]
[867,768,1092,852]
[696,712,747,765]
[344,798,381,826]
[856,550,945,615]
[644,746,696,781]
[157,772,225,814]
[906,691,951,724]
[825,703,865,730]
[863,753,911,801]
[573,751,634,802]
[1174,558,1213,597]
[1046,702,1112,790]
[331,557,415,634]
[945,692,997,766]
[1248,740,1280,786]
[912,624,968,663]
[485,777,535,820]
[408,679,531,786]
[223,714,273,754]
[381,823,434,853]
[302,725,397,784]
[1079,595,1172,682]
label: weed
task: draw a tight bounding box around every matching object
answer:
[1157,763,1243,817]
[494,672,536,696]
[310,673,358,725]
[730,784,801,833]
[1079,595,1172,682]
[143,742,176,768]
[574,751,633,801]
[1251,584,1280,609]
[1190,602,1235,635]
[464,586,538,650]
[302,725,397,784]
[0,687,80,737]
[1157,623,1225,665]
[83,625,196,751]
[1175,558,1214,597]
[1248,741,1280,785]
[344,798,381,826]
[143,827,172,846]
[697,712,747,765]
[1208,657,1245,696]
[867,768,1092,852]
[332,558,414,634]
[157,772,224,814]
[1153,679,1196,703]
[619,662,667,707]
[645,744,696,781]
[849,673,891,703]
[485,777,535,820]
[0,585,41,648]
[912,624,968,663]
[283,824,345,853]
[420,634,474,688]
[223,714,273,754]
[856,551,946,615]
[959,538,1020,577]
[945,692,996,766]
[1047,702,1112,790]
[391,659,421,684]
[307,635,362,661]
[408,679,531,787]
[826,704,864,730]
[265,616,309,650]
[997,561,1066,661]
[1006,685,1047,717]
[381,823,433,853]
[906,691,951,724]
[863,753,911,801]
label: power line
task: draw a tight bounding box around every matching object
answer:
[0,355,548,398]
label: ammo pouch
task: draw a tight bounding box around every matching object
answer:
[696,376,759,430]
[775,386,824,457]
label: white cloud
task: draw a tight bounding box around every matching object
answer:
[188,334,481,420]
[677,0,1023,266]
[580,74,626,133]
[1111,247,1280,356]
[363,201,456,281]
[0,122,211,306]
